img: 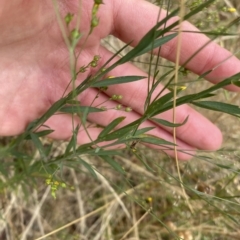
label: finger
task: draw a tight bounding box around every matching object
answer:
[78,87,195,160]
[98,47,223,151]
[112,0,240,90]
[42,114,101,144]
[42,102,194,160]
[43,114,129,151]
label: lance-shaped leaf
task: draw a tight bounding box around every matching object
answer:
[136,134,176,146]
[77,157,98,179]
[144,91,175,117]
[98,120,140,141]
[85,149,123,156]
[133,151,154,172]
[30,132,46,159]
[231,80,240,87]
[27,98,67,131]
[100,155,125,174]
[115,0,216,66]
[151,116,189,127]
[98,117,125,139]
[26,129,54,139]
[134,33,177,57]
[92,76,146,88]
[66,100,81,105]
[115,10,179,65]
[99,126,133,141]
[64,125,80,156]
[150,73,240,118]
[134,127,155,136]
[192,101,240,117]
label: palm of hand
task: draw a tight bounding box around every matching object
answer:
[0,1,112,135]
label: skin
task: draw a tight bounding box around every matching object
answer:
[0,0,239,159]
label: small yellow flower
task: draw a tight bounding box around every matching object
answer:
[54,181,60,186]
[179,86,187,91]
[147,197,153,203]
[228,7,236,13]
[45,179,51,185]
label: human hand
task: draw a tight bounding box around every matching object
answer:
[0,0,239,159]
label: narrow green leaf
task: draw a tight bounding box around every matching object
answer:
[60,105,104,114]
[133,151,154,172]
[215,163,233,169]
[138,135,176,146]
[98,117,125,139]
[144,91,174,117]
[9,149,30,160]
[226,214,239,225]
[65,125,80,156]
[197,69,213,80]
[231,80,240,87]
[147,91,216,118]
[92,76,146,88]
[30,132,46,159]
[82,105,90,125]
[86,149,122,156]
[43,143,53,157]
[151,116,189,127]
[192,101,240,117]
[25,129,54,139]
[77,157,98,179]
[76,143,93,153]
[27,98,67,131]
[134,127,155,136]
[135,33,177,57]
[197,72,240,95]
[101,155,125,174]
[99,124,135,141]
[115,9,180,65]
[118,0,215,67]
[66,100,81,105]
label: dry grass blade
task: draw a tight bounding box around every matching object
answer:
[20,187,50,240]
[34,182,146,240]
[119,207,152,240]
[70,169,86,236]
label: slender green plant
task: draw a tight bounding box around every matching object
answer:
[1,0,240,239]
